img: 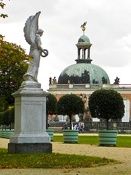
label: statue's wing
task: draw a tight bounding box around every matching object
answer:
[24,11,41,45]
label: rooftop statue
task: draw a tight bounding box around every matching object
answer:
[23,11,48,82]
[81,21,87,33]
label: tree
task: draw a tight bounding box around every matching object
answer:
[46,93,57,128]
[88,89,125,130]
[2,109,10,128]
[46,94,57,115]
[57,94,84,130]
[0,37,29,110]
[0,111,4,125]
[0,107,14,129]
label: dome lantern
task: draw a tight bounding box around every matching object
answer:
[75,22,92,64]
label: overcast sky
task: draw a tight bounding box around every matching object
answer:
[1,0,131,91]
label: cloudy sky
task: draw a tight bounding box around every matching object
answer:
[1,0,131,91]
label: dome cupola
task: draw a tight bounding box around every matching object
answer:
[78,34,90,43]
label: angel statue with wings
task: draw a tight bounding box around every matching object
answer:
[23,11,48,82]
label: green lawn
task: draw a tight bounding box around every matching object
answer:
[116,136,131,147]
[0,148,116,169]
[53,135,131,147]
[0,135,129,169]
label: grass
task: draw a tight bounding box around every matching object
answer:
[53,135,131,147]
[0,148,116,169]
[53,135,99,145]
[0,135,129,169]
[116,136,131,147]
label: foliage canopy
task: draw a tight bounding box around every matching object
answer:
[0,107,14,128]
[0,37,29,110]
[0,0,9,18]
[46,94,57,115]
[88,89,125,129]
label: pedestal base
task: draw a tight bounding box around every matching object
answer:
[9,81,52,154]
[8,143,52,153]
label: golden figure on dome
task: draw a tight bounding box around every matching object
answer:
[81,21,87,33]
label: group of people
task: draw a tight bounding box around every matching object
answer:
[62,123,84,132]
[73,123,84,132]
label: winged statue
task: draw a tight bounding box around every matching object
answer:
[23,11,48,82]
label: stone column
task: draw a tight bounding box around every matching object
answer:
[8,81,52,153]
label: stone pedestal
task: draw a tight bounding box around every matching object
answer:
[8,81,52,153]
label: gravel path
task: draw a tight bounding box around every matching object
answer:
[0,137,131,175]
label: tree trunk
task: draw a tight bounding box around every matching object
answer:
[9,123,11,130]
[106,118,109,130]
[69,115,72,130]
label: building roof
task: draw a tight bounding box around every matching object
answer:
[58,63,110,85]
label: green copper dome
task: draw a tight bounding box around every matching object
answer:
[78,34,90,43]
[58,63,110,85]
